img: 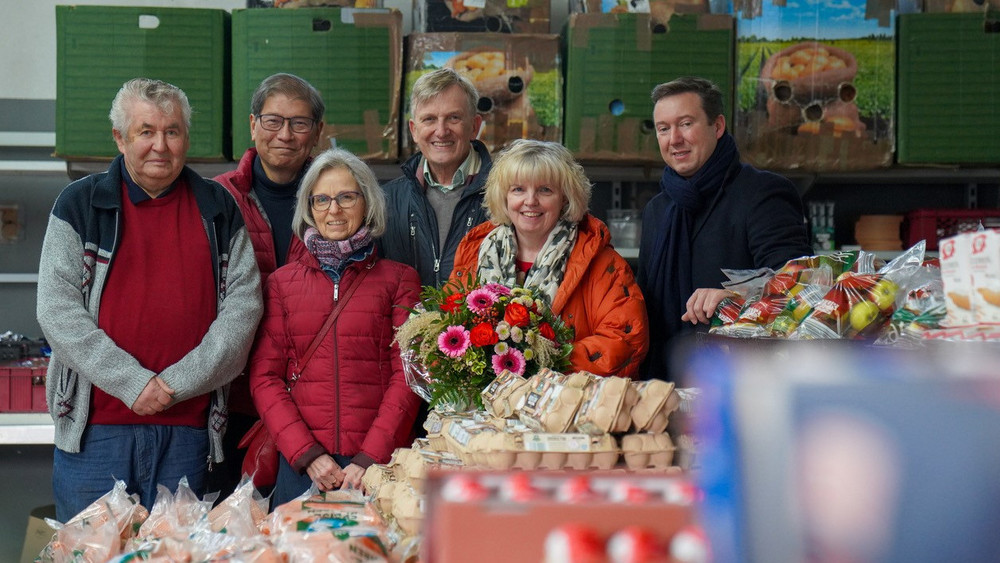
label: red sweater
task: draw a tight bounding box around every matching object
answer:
[90,180,215,425]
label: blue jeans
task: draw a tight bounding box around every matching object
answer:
[53,424,209,522]
[271,452,352,510]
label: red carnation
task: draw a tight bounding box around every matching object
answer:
[538,322,556,342]
[470,322,499,347]
[441,293,465,314]
[504,302,531,328]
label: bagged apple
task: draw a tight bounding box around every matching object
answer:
[710,295,745,329]
[875,264,946,347]
[792,243,925,340]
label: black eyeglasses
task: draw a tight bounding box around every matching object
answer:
[310,191,363,211]
[255,113,316,134]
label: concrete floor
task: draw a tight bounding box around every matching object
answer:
[0,445,54,563]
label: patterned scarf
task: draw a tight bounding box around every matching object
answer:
[477,219,578,306]
[304,225,372,276]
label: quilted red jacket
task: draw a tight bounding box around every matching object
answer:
[249,249,422,472]
[215,148,308,416]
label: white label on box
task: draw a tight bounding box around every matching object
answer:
[522,433,592,452]
[970,230,1000,323]
[940,232,976,326]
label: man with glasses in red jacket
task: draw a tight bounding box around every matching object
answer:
[212,73,325,497]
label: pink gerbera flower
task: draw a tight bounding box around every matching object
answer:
[484,282,512,297]
[438,326,471,358]
[492,348,526,376]
[466,288,498,315]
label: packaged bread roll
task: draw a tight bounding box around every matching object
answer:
[362,463,394,495]
[373,480,396,518]
[393,484,424,537]
[390,448,413,482]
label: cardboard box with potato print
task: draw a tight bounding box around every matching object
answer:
[734,0,917,171]
[403,33,563,156]
[414,0,551,33]
[571,0,731,16]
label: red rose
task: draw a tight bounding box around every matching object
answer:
[441,293,465,314]
[470,322,499,346]
[538,322,556,342]
[504,302,531,328]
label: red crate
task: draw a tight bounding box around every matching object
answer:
[0,366,48,413]
[904,209,1000,251]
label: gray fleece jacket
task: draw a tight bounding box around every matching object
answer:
[36,156,263,463]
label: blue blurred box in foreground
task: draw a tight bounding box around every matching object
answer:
[684,340,1000,563]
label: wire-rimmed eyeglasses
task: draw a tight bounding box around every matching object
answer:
[255,113,316,134]
[310,191,363,211]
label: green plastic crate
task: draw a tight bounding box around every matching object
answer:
[231,8,402,161]
[55,6,230,161]
[564,13,734,163]
[898,13,1000,164]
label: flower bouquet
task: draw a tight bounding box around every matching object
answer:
[394,276,574,412]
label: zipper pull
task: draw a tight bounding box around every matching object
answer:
[410,224,415,237]
[207,455,214,472]
[467,216,474,227]
[334,282,340,301]
[434,259,440,273]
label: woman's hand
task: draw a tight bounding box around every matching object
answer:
[339,463,366,491]
[306,454,346,492]
[682,288,732,325]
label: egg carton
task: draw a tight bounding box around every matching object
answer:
[630,379,681,433]
[471,432,621,472]
[573,376,639,435]
[621,433,676,470]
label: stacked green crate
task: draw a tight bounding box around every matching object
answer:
[55,6,230,161]
[231,8,402,161]
[564,13,734,163]
[898,13,1000,164]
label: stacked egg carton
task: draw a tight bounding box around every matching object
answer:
[362,369,693,540]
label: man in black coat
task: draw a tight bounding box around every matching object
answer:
[636,76,812,381]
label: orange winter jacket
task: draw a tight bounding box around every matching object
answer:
[450,214,649,377]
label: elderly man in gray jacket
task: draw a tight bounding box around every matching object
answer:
[37,78,262,522]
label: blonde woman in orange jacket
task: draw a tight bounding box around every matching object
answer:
[450,139,648,378]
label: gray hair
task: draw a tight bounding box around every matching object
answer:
[651,76,725,122]
[251,73,325,122]
[292,148,387,239]
[410,67,479,117]
[109,78,191,134]
[483,139,591,226]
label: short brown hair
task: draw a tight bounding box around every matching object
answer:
[651,76,724,122]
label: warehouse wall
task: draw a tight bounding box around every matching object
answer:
[0,0,571,339]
